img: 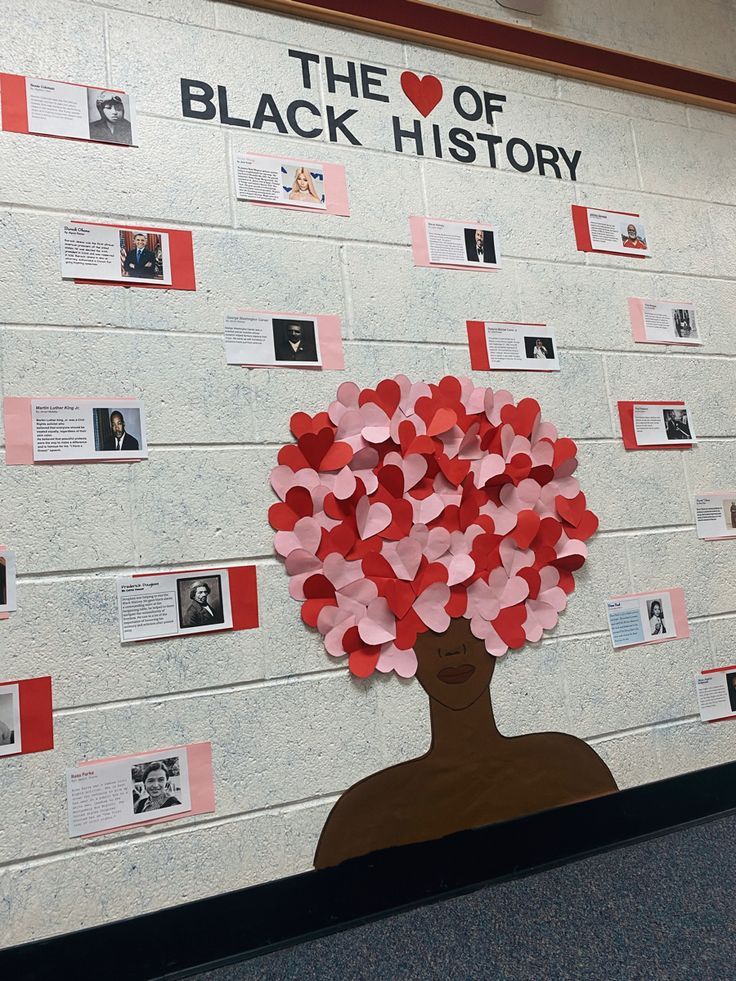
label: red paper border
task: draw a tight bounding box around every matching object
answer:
[71,221,196,291]
[466,321,491,370]
[1,676,54,756]
[617,400,692,451]
[0,73,29,133]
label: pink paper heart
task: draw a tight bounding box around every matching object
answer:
[411,494,445,525]
[500,575,529,609]
[356,497,392,540]
[473,454,506,485]
[285,549,322,577]
[413,582,451,632]
[375,643,418,678]
[333,466,357,501]
[383,538,422,581]
[526,598,559,630]
[270,465,320,501]
[500,478,541,513]
[357,597,397,645]
[445,553,475,586]
[274,516,322,557]
[500,538,535,577]
[530,441,554,468]
[384,451,428,491]
[323,553,363,590]
[325,617,356,657]
[338,578,379,610]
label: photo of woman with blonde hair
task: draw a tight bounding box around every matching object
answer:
[286,166,323,206]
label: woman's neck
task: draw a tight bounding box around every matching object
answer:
[427,689,504,760]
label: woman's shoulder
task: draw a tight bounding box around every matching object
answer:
[509,731,618,788]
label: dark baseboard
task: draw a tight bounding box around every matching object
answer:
[3,759,736,980]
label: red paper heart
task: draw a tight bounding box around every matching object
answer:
[437,453,470,486]
[318,522,355,559]
[400,71,443,117]
[268,486,314,530]
[556,492,586,527]
[301,598,335,627]
[395,608,423,649]
[501,398,540,437]
[447,585,468,618]
[359,378,402,417]
[493,605,527,648]
[376,464,405,499]
[553,437,577,469]
[378,580,415,620]
[517,567,541,600]
[536,517,562,547]
[565,510,599,542]
[512,509,541,550]
[303,574,335,600]
[362,552,395,580]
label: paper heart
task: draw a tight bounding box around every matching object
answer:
[323,553,363,590]
[400,71,444,117]
[413,583,451,631]
[379,579,416,620]
[553,437,577,469]
[270,465,320,501]
[356,497,392,539]
[501,398,540,438]
[342,626,381,677]
[553,539,588,571]
[437,453,470,486]
[556,492,586,526]
[332,465,357,501]
[324,617,355,658]
[285,548,322,578]
[274,516,322,557]
[411,493,445,525]
[565,510,599,542]
[362,551,396,580]
[474,454,506,486]
[512,509,541,550]
[445,552,475,586]
[500,537,535,577]
[383,538,423,581]
[358,597,397,645]
[375,644,418,679]
[383,451,428,491]
[500,575,530,609]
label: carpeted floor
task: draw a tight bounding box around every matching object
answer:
[189,813,736,980]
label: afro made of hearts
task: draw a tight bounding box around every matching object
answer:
[269,375,597,678]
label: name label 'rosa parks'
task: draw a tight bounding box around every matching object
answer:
[179,49,583,181]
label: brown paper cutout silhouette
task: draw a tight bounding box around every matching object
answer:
[315,617,617,868]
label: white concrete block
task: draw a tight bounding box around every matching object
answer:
[0,458,136,573]
[0,210,128,328]
[605,351,736,438]
[554,535,632,638]
[102,0,217,26]
[0,328,257,446]
[591,727,662,790]
[0,118,231,227]
[129,447,275,565]
[648,273,736,357]
[686,105,736,137]
[559,625,708,739]
[682,438,736,502]
[627,530,736,619]
[345,244,521,344]
[704,202,736,279]
[557,79,685,125]
[421,158,586,263]
[108,12,325,125]
[581,441,692,531]
[653,718,736,781]
[0,0,107,82]
[493,639,573,736]
[124,226,344,334]
[633,119,736,205]
[706,616,736,670]
[2,573,267,708]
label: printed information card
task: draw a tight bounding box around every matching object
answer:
[572,205,650,257]
[0,72,137,145]
[225,311,322,367]
[410,217,500,270]
[232,152,350,215]
[618,401,696,450]
[60,222,172,285]
[467,321,560,371]
[628,298,701,346]
[605,587,689,649]
[694,492,736,540]
[116,564,258,642]
[31,398,147,463]
[696,666,736,723]
[67,747,192,837]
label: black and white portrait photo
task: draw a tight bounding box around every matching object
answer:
[131,757,184,815]
[663,408,692,441]
[93,407,142,452]
[724,500,736,530]
[463,227,496,264]
[0,685,21,758]
[272,318,320,363]
[0,551,17,613]
[673,308,697,339]
[87,89,133,145]
[177,575,225,630]
[646,598,667,637]
[727,672,736,713]
[524,336,555,361]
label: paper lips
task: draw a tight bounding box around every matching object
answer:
[268,375,598,678]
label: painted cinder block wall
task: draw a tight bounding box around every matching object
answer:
[1,0,736,948]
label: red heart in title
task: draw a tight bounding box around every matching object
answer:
[400,71,444,117]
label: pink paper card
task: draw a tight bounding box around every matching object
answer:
[628,297,701,346]
[70,741,215,838]
[0,545,15,619]
[233,151,350,216]
[3,395,148,466]
[224,310,344,370]
[605,586,689,649]
[410,216,500,271]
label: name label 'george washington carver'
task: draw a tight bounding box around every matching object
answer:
[180,49,583,181]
